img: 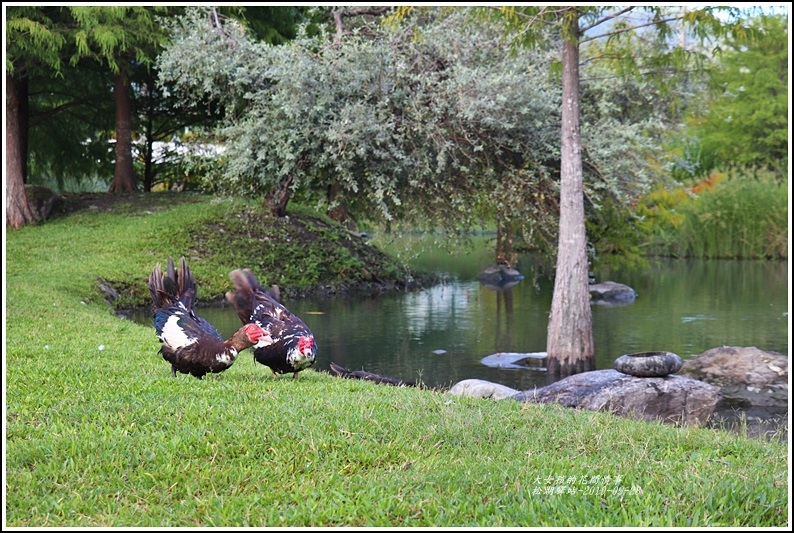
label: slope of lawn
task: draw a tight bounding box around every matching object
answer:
[4,193,788,527]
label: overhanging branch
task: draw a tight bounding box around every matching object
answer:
[579,6,636,35]
[581,14,683,45]
[333,6,393,47]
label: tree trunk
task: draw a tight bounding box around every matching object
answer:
[495,216,517,267]
[6,73,35,229]
[327,181,358,230]
[143,135,154,192]
[266,174,294,217]
[108,66,137,193]
[142,91,154,192]
[545,11,595,376]
[18,75,29,183]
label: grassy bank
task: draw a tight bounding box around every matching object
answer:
[4,193,789,526]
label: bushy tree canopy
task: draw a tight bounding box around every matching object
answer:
[660,11,788,180]
[158,7,672,256]
[690,13,788,178]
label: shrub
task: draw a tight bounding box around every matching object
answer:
[636,171,788,259]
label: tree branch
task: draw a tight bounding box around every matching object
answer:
[208,6,237,47]
[580,14,683,45]
[29,99,90,128]
[579,6,636,35]
[484,5,565,30]
[333,6,392,47]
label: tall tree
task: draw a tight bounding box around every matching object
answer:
[682,13,788,179]
[67,6,170,193]
[5,6,67,228]
[488,5,754,375]
[6,72,33,229]
[546,8,593,374]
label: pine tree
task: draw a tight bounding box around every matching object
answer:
[67,7,171,193]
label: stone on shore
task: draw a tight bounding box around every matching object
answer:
[448,379,521,400]
[677,346,788,407]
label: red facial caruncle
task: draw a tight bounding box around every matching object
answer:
[298,335,315,355]
[245,323,272,345]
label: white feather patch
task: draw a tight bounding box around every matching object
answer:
[254,302,284,319]
[160,313,198,350]
[217,348,237,365]
[287,349,315,370]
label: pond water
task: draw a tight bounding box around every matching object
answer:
[129,236,789,437]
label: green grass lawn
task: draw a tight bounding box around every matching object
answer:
[4,194,789,527]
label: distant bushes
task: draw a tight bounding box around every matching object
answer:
[635,171,788,259]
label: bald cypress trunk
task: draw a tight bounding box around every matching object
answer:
[545,10,595,375]
[108,65,138,193]
[6,73,35,229]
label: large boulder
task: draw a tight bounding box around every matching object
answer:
[589,281,636,306]
[512,369,719,426]
[677,346,788,408]
[25,184,62,222]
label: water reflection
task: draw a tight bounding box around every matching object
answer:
[494,287,514,348]
[404,283,477,341]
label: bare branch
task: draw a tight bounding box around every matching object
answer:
[579,6,636,35]
[580,14,683,45]
[208,7,237,48]
[333,6,392,47]
[29,100,87,128]
[484,5,565,30]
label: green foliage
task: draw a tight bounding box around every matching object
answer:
[635,171,788,259]
[585,197,650,270]
[188,202,413,294]
[158,7,687,269]
[8,7,307,193]
[669,13,789,179]
[158,8,563,231]
[7,6,174,191]
[67,6,170,73]
[238,6,313,44]
[633,185,691,254]
[25,61,117,190]
[5,6,68,76]
[675,175,788,259]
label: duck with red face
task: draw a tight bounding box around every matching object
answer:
[226,268,318,379]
